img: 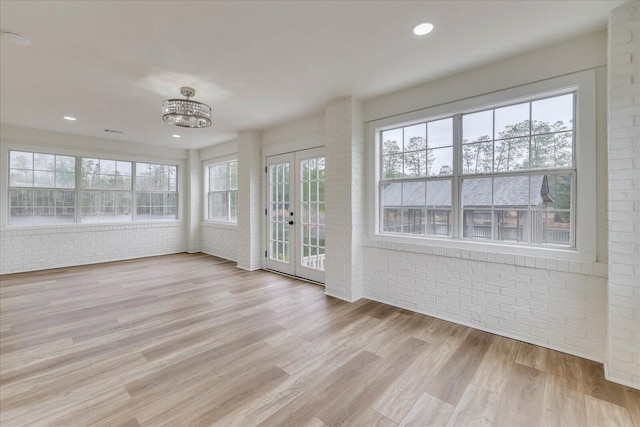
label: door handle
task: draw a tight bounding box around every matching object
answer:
[288,220,294,225]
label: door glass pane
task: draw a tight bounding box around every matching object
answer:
[269,161,291,263]
[300,156,326,271]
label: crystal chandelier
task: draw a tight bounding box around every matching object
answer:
[162,87,212,128]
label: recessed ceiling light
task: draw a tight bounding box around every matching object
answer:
[1,31,31,46]
[413,23,434,36]
[172,134,181,138]
[63,116,76,121]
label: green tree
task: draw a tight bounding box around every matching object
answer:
[382,139,402,178]
[462,135,492,174]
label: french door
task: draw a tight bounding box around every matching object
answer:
[266,147,325,283]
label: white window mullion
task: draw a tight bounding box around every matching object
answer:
[452,114,462,239]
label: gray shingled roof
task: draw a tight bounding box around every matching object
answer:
[383,175,552,208]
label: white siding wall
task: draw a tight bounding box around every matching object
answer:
[186,149,202,253]
[324,97,365,301]
[236,131,262,271]
[363,243,608,362]
[0,223,185,274]
[201,224,237,261]
[607,2,640,389]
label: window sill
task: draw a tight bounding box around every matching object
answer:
[201,220,237,229]
[364,234,604,277]
[1,220,183,233]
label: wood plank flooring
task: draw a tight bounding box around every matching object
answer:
[1,253,638,426]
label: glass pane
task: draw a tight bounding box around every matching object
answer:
[10,170,33,187]
[55,172,75,188]
[9,189,33,225]
[494,210,528,242]
[381,182,402,209]
[402,181,425,207]
[463,209,492,239]
[542,174,572,210]
[382,128,402,154]
[382,208,402,233]
[81,158,100,189]
[427,180,451,208]
[56,155,75,172]
[34,171,55,187]
[116,161,132,176]
[462,142,493,174]
[10,151,33,169]
[426,210,451,236]
[532,131,573,169]
[229,162,237,190]
[532,93,573,132]
[99,159,116,174]
[428,147,453,177]
[404,208,425,234]
[383,154,403,179]
[494,137,529,172]
[495,102,530,138]
[537,211,571,245]
[404,123,426,151]
[229,191,237,220]
[494,175,530,207]
[34,153,55,171]
[403,151,427,177]
[462,110,493,143]
[462,178,492,207]
[427,118,453,148]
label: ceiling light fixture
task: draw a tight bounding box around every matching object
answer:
[413,22,434,36]
[1,31,31,46]
[63,116,77,121]
[172,134,181,138]
[162,87,211,128]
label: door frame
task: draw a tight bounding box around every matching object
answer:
[263,145,325,283]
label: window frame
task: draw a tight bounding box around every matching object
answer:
[368,70,596,261]
[8,150,77,226]
[3,145,182,227]
[204,157,238,223]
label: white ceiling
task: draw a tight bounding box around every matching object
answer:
[0,0,624,150]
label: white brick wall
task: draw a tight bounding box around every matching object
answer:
[236,131,262,270]
[607,2,640,389]
[201,224,237,261]
[0,222,186,274]
[363,241,608,362]
[324,97,365,301]
[186,149,202,253]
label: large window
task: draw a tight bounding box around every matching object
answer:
[81,158,132,223]
[9,151,76,225]
[379,91,576,249]
[206,160,237,222]
[136,163,178,220]
[7,151,178,225]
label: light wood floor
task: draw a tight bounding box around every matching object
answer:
[1,253,638,427]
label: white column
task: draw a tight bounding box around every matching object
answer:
[186,149,201,253]
[607,2,640,389]
[236,131,262,270]
[324,97,365,301]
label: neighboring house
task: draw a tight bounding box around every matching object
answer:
[382,175,569,244]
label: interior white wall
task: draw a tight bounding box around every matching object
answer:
[606,2,640,389]
[0,125,189,274]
